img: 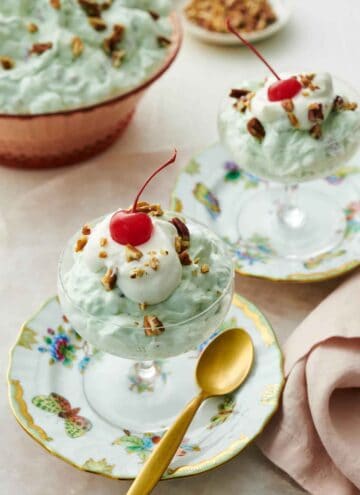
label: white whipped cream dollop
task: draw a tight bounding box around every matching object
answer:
[82,215,182,305]
[251,72,334,130]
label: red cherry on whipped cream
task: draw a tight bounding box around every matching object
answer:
[110,150,177,246]
[268,78,302,102]
[226,19,302,102]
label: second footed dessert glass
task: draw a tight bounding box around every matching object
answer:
[219,75,360,261]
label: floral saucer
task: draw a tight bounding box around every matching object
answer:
[8,293,283,480]
[171,143,360,282]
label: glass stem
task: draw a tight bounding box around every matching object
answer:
[135,360,158,382]
[278,184,306,230]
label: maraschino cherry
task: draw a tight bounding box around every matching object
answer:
[110,150,177,246]
[226,19,302,102]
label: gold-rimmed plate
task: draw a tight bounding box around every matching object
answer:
[8,294,283,480]
[170,143,360,283]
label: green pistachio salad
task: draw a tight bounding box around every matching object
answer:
[0,0,173,114]
[58,203,233,358]
[218,72,360,182]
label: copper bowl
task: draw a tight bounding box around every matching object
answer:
[0,14,182,169]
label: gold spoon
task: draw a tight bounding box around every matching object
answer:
[127,328,254,495]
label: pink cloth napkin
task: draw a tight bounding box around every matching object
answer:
[258,271,360,495]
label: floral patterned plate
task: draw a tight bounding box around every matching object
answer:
[8,293,283,480]
[171,143,360,282]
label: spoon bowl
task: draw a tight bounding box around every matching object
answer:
[196,328,254,397]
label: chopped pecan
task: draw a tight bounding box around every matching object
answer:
[101,267,117,291]
[309,123,322,140]
[130,268,145,279]
[144,315,165,336]
[101,0,112,9]
[193,257,200,264]
[112,50,126,68]
[88,17,107,31]
[150,257,160,271]
[302,90,310,97]
[343,101,358,111]
[157,36,171,47]
[200,264,210,274]
[234,91,255,113]
[174,236,182,254]
[78,0,101,16]
[332,95,344,111]
[99,237,108,247]
[72,36,84,58]
[287,112,300,128]
[160,249,169,256]
[50,0,61,8]
[139,302,147,311]
[299,73,319,91]
[281,99,294,113]
[171,217,190,243]
[308,103,324,122]
[229,88,250,99]
[179,250,192,266]
[99,250,108,258]
[0,56,15,70]
[132,201,163,217]
[149,10,160,20]
[75,236,88,252]
[125,244,143,262]
[103,24,125,54]
[247,118,265,140]
[27,23,38,33]
[30,42,53,55]
[82,224,91,235]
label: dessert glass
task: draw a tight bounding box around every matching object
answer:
[218,76,360,260]
[0,13,181,169]
[58,214,234,432]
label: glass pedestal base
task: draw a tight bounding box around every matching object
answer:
[237,186,346,261]
[83,351,199,433]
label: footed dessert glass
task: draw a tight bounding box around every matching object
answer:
[218,77,360,260]
[58,215,234,432]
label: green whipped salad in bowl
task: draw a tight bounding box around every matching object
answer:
[58,204,234,360]
[0,0,173,114]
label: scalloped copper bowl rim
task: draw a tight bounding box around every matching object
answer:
[0,13,182,120]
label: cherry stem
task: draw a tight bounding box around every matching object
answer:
[226,19,281,81]
[132,149,177,213]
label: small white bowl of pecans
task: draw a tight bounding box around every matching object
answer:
[183,0,291,45]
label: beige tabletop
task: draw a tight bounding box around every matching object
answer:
[1,1,359,493]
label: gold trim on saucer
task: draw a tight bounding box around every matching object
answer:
[8,294,284,481]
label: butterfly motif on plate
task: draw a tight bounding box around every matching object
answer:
[32,393,92,438]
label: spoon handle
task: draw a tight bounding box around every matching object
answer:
[127,392,206,495]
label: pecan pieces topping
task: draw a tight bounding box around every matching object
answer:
[299,73,319,91]
[27,23,39,33]
[332,95,358,112]
[78,0,102,17]
[50,0,61,9]
[30,42,53,55]
[200,263,210,274]
[171,217,191,264]
[72,36,84,58]
[131,201,164,217]
[157,36,171,47]
[88,17,107,31]
[309,123,322,140]
[101,267,117,291]
[103,24,125,54]
[308,103,324,122]
[232,90,255,113]
[75,236,88,252]
[0,56,15,70]
[125,244,143,262]
[144,315,165,336]
[247,117,265,140]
